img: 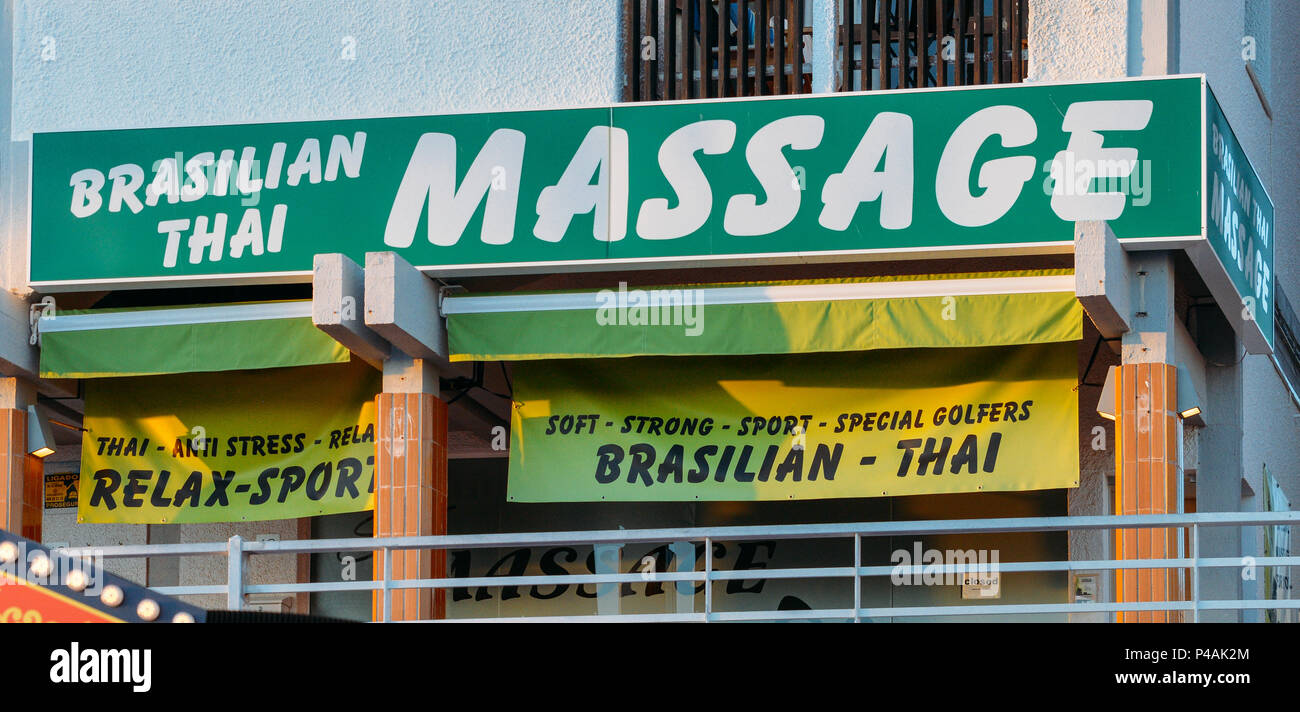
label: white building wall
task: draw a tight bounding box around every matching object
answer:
[10,0,624,139]
[1028,0,1127,82]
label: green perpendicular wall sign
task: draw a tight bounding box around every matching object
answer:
[29,75,1267,351]
[1204,86,1275,351]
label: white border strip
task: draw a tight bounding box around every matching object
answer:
[442,275,1075,315]
[38,300,312,333]
[26,240,1077,292]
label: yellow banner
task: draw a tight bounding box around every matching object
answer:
[509,343,1079,501]
[79,361,379,524]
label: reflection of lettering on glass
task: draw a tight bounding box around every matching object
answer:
[638,556,656,581]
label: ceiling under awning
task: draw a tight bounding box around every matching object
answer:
[38,301,351,378]
[442,270,1081,361]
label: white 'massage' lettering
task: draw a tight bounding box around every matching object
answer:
[384,128,526,248]
[1049,100,1153,220]
[534,126,629,243]
[819,111,914,230]
[636,119,737,240]
[935,105,1038,227]
[724,114,824,236]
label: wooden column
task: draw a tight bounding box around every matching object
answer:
[1114,362,1183,622]
[0,408,43,542]
[0,373,43,542]
[372,358,446,621]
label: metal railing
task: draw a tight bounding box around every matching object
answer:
[626,0,812,101]
[624,1,1030,101]
[64,511,1300,622]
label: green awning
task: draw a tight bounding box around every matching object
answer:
[38,301,351,378]
[444,270,1081,361]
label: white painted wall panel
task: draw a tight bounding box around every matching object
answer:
[11,0,624,138]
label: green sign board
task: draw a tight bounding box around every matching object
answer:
[1204,86,1275,351]
[31,76,1207,288]
[27,76,1273,349]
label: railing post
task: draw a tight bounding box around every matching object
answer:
[1191,523,1200,623]
[853,533,862,623]
[704,537,712,622]
[382,547,393,623]
[594,542,623,617]
[670,541,695,615]
[226,535,244,611]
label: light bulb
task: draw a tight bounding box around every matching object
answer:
[100,585,124,607]
[29,554,52,578]
[66,568,89,592]
[136,599,160,621]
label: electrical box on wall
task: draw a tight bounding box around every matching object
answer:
[245,535,288,612]
[245,594,292,613]
[1073,573,1099,604]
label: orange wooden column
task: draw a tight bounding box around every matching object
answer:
[1114,362,1183,623]
[0,408,43,542]
[372,391,447,621]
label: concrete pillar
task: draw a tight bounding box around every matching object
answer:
[810,0,840,93]
[1195,320,1244,622]
[373,352,446,621]
[0,377,40,541]
[1127,0,1179,77]
[1113,252,1184,622]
